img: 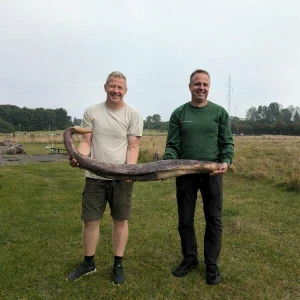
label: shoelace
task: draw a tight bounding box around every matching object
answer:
[114,265,123,275]
[207,267,218,275]
[78,263,94,272]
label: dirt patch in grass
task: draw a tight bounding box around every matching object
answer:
[0,145,68,166]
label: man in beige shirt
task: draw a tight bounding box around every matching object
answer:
[66,71,143,285]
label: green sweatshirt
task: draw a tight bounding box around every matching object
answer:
[163,101,234,166]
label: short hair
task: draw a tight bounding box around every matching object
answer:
[190,69,210,84]
[106,71,127,84]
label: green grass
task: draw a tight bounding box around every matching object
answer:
[0,162,299,299]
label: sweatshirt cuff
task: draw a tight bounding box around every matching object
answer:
[222,159,231,167]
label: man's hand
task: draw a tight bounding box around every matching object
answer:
[210,162,228,176]
[69,157,79,168]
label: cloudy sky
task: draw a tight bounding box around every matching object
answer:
[1,1,299,121]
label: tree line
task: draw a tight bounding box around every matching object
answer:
[73,114,169,132]
[143,103,300,136]
[0,105,72,133]
[231,103,300,135]
[1,102,299,135]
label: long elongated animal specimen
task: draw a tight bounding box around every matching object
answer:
[63,127,222,181]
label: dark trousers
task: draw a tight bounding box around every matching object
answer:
[176,174,223,265]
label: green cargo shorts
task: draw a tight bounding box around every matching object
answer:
[81,177,133,221]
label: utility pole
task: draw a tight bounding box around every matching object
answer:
[226,75,233,116]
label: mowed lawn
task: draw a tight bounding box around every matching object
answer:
[0,159,299,299]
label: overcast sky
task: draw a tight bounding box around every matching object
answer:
[1,1,299,121]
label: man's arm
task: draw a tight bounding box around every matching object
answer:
[69,132,93,167]
[77,132,93,156]
[163,111,181,160]
[126,135,141,164]
[218,112,234,167]
[211,110,234,176]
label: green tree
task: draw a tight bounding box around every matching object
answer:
[54,108,72,129]
[257,105,268,122]
[281,108,292,123]
[144,114,163,130]
[73,118,82,126]
[294,111,300,123]
[246,106,258,122]
[266,102,281,123]
[0,119,15,133]
[152,114,162,130]
[20,107,34,131]
[33,108,47,130]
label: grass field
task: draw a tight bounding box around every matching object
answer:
[0,134,300,299]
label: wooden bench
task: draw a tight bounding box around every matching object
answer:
[50,147,67,154]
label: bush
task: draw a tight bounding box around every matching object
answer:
[0,118,15,133]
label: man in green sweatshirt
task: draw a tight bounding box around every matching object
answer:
[163,69,234,285]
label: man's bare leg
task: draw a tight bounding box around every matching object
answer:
[83,220,99,256]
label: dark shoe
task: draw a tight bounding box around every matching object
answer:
[172,260,198,277]
[206,265,221,285]
[66,262,96,281]
[112,263,125,285]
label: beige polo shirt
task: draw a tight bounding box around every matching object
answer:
[80,102,143,179]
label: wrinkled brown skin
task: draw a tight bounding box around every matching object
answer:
[63,127,222,181]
